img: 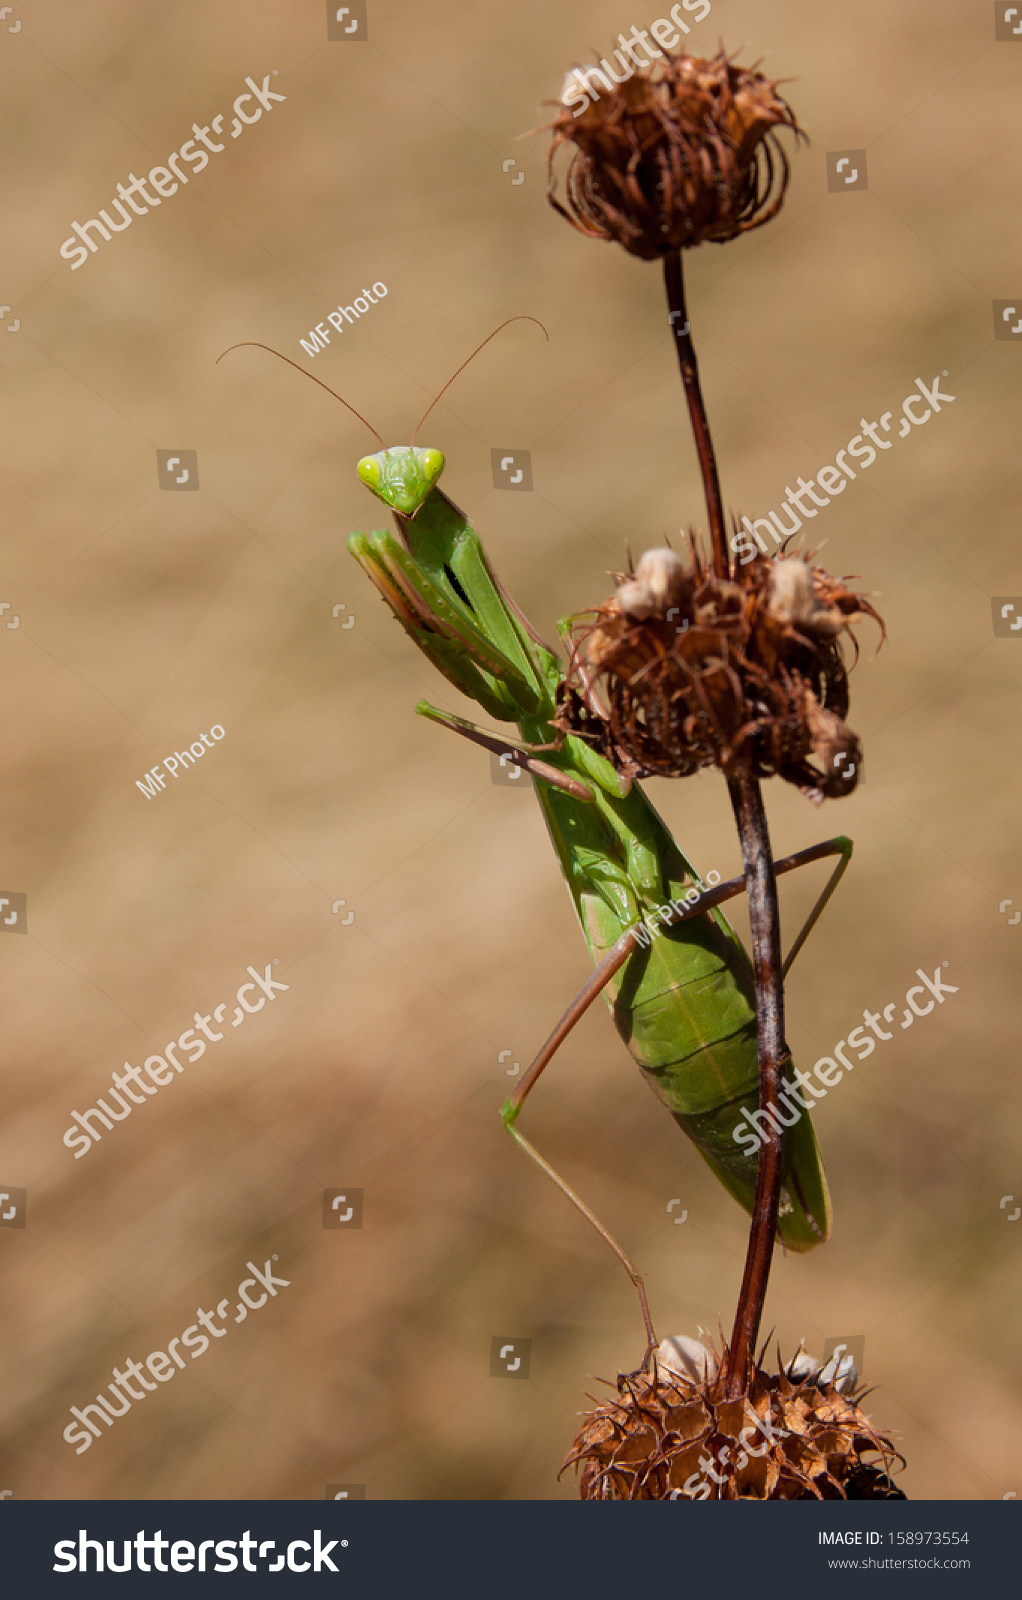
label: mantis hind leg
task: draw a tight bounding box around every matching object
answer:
[501,834,854,1360]
[776,834,853,976]
[501,1111,659,1363]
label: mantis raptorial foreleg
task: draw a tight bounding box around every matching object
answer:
[416,703,596,800]
[499,835,853,1358]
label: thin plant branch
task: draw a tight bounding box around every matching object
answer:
[663,253,789,1396]
[723,774,786,1397]
[663,250,728,579]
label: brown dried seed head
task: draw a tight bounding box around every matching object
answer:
[617,547,688,617]
[767,559,869,642]
[562,1337,905,1501]
[556,544,883,801]
[547,49,804,259]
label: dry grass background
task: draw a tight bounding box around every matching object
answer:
[0,0,1019,1500]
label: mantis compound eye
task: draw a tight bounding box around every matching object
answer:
[419,448,445,482]
[356,455,382,490]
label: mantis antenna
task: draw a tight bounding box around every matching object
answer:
[410,315,549,444]
[215,341,385,446]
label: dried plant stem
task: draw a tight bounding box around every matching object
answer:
[723,775,787,1397]
[663,250,728,578]
[663,255,788,1395]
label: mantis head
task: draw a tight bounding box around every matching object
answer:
[356,445,445,517]
[217,319,544,520]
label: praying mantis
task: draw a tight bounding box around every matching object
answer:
[220,325,855,1349]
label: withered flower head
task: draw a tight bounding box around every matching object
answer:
[548,49,803,259]
[562,1335,905,1500]
[556,542,883,802]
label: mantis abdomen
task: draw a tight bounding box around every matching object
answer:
[534,773,831,1253]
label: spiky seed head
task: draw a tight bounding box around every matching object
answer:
[615,547,689,618]
[563,1335,905,1501]
[557,544,883,802]
[547,49,804,260]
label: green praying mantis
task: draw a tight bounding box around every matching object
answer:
[221,323,855,1348]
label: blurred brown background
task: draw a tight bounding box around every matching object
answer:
[0,0,1019,1500]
